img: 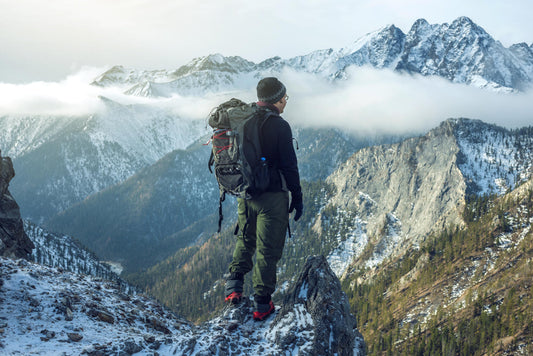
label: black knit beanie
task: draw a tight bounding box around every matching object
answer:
[257,77,286,104]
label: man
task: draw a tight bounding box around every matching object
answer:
[224,77,303,321]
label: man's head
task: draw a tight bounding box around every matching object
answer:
[257,77,288,113]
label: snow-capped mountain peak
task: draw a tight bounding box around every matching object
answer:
[96,17,533,98]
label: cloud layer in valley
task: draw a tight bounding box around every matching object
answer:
[1,67,531,136]
[283,68,533,134]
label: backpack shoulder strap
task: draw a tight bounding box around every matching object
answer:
[254,108,276,156]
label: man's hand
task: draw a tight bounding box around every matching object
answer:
[289,194,303,222]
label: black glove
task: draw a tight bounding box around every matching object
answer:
[289,193,303,222]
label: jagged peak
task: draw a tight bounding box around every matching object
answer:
[510,42,532,50]
[406,18,444,41]
[90,65,127,86]
[439,118,505,134]
[425,118,495,139]
[510,42,533,60]
[356,23,403,40]
[411,18,430,29]
[274,255,362,354]
[449,16,491,37]
[407,16,490,40]
[453,16,476,26]
[100,65,126,75]
[183,53,255,70]
[257,56,283,67]
[376,23,406,39]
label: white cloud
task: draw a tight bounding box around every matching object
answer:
[0,68,109,116]
[1,66,531,136]
[0,67,245,120]
[281,67,533,134]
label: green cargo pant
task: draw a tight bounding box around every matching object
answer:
[229,191,289,297]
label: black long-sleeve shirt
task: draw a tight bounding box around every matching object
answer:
[257,103,302,200]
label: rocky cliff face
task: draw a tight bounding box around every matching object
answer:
[0,152,34,259]
[273,255,364,356]
[324,120,467,273]
[320,118,533,277]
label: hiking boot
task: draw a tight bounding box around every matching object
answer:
[224,273,244,305]
[253,300,275,321]
[225,291,243,304]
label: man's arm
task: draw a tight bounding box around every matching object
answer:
[277,120,303,220]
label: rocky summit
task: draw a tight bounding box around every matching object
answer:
[0,254,364,355]
[188,255,364,356]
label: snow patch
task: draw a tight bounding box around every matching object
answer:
[327,217,369,277]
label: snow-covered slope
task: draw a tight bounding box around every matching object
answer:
[454,119,533,195]
[24,220,121,280]
[2,97,207,222]
[0,257,188,355]
[0,255,364,355]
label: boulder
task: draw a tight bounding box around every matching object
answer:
[0,152,34,259]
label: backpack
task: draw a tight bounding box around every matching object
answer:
[207,98,275,232]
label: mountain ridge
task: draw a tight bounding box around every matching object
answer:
[93,17,533,94]
[323,118,532,276]
[46,128,403,272]
[2,97,207,222]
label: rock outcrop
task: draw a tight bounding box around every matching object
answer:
[177,255,365,355]
[0,152,33,259]
[272,255,364,355]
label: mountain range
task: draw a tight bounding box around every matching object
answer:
[1,101,206,223]
[93,16,533,94]
[2,16,531,226]
[0,16,532,354]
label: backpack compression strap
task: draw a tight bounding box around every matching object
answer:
[208,150,214,174]
[217,191,225,233]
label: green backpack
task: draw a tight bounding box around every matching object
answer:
[208,98,275,231]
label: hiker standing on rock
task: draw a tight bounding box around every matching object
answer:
[213,77,303,321]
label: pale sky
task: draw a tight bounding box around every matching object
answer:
[1,0,532,83]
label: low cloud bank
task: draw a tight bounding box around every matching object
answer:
[282,67,533,135]
[0,68,110,117]
[0,68,224,120]
[1,67,532,134]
